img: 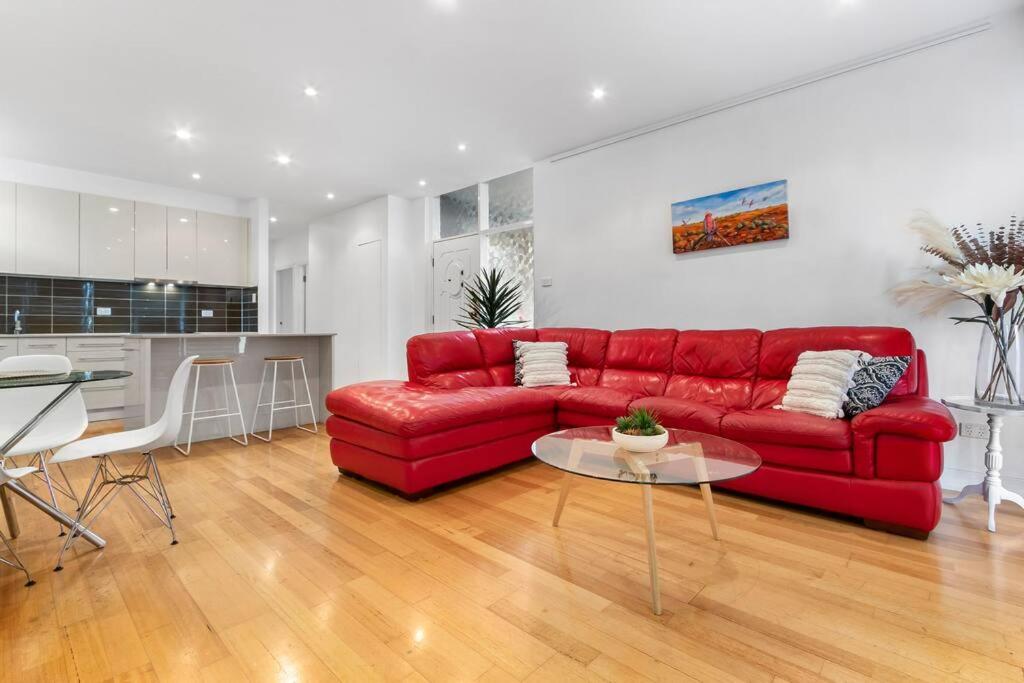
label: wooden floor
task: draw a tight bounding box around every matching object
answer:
[2,427,1024,682]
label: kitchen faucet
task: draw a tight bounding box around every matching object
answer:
[13,309,22,335]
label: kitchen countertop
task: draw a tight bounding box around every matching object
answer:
[0,332,336,339]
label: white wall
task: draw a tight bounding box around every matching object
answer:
[534,10,1024,491]
[0,156,249,216]
[306,196,429,388]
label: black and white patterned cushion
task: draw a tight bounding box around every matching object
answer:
[842,355,911,418]
[512,340,526,385]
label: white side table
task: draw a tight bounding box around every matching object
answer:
[942,396,1024,532]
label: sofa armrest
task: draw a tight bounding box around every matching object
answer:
[851,396,957,442]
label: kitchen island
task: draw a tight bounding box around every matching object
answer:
[0,332,335,445]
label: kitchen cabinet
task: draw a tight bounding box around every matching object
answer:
[17,337,67,355]
[80,194,134,280]
[167,207,197,281]
[0,181,15,273]
[68,336,127,411]
[197,211,249,286]
[16,185,79,277]
[134,201,166,280]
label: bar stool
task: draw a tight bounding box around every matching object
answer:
[249,355,317,442]
[174,358,248,455]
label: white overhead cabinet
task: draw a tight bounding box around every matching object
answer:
[167,207,197,282]
[133,201,167,280]
[197,211,249,286]
[16,184,79,277]
[0,181,15,273]
[80,194,134,280]
[133,204,199,282]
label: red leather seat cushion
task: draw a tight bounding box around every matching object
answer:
[556,386,637,418]
[325,381,554,437]
[326,412,554,460]
[630,396,725,434]
[721,409,852,450]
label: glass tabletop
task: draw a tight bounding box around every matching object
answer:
[0,370,131,390]
[532,426,762,486]
[941,396,1024,416]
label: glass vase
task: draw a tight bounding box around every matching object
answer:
[975,317,1024,408]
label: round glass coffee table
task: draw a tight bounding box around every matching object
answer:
[532,426,761,615]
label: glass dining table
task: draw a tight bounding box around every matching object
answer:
[0,369,132,548]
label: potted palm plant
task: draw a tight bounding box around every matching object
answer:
[612,408,669,452]
[456,267,527,329]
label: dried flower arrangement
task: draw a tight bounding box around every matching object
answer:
[894,211,1024,406]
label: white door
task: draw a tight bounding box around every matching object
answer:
[167,207,197,282]
[16,184,80,277]
[275,267,294,332]
[355,240,385,380]
[134,202,167,280]
[432,234,480,331]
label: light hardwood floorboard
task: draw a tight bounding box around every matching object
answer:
[2,424,1024,682]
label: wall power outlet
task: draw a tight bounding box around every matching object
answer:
[960,422,989,440]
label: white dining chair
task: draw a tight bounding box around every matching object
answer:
[50,355,197,571]
[0,465,39,586]
[0,355,88,520]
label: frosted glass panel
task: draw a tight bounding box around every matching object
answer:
[487,168,533,229]
[487,228,534,325]
[439,185,478,238]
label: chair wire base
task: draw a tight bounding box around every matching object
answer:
[54,451,177,572]
[0,523,34,586]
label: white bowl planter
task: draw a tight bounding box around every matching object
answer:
[611,427,669,453]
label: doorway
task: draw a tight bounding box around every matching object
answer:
[274,264,306,333]
[431,234,480,331]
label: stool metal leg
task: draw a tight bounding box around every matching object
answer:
[296,359,317,434]
[174,365,203,455]
[228,363,248,446]
[0,524,34,587]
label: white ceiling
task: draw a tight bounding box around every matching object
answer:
[0,0,1019,235]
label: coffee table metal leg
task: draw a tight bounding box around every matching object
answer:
[641,484,662,615]
[0,486,19,538]
[552,474,573,527]
[699,483,719,540]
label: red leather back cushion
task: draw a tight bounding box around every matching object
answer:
[406,331,493,388]
[473,328,539,386]
[665,329,761,409]
[752,326,918,408]
[537,327,610,386]
[598,329,676,396]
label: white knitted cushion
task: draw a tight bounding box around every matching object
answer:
[513,341,570,387]
[776,349,870,419]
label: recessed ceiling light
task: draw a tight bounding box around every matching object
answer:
[270,216,278,223]
[418,179,427,187]
[191,172,201,180]
[175,128,193,141]
[275,154,292,166]
[179,217,189,223]
[304,85,319,97]
[591,87,606,101]
[108,207,120,213]
[457,143,467,152]
[326,192,335,199]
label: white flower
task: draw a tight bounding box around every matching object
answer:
[943,264,1024,307]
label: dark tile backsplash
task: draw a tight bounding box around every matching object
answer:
[0,275,258,335]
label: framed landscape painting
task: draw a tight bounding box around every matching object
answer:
[671,179,789,254]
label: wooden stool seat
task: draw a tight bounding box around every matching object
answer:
[265,355,303,361]
[193,358,234,366]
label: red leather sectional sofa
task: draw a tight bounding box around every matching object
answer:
[325,326,957,535]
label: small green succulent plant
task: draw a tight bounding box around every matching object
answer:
[615,407,665,437]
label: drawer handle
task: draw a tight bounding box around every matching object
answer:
[75,343,124,348]
[76,357,127,362]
